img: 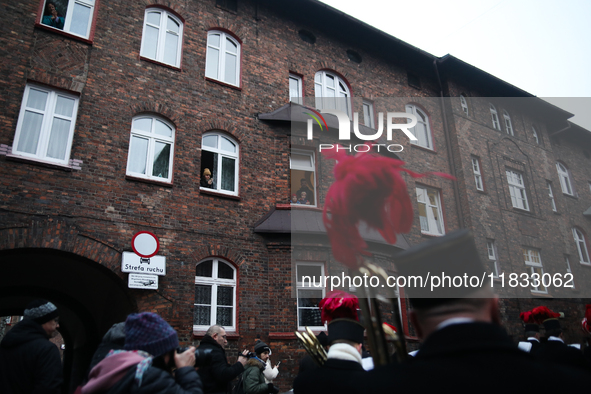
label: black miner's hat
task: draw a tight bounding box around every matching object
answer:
[393,229,488,309]
[327,319,365,344]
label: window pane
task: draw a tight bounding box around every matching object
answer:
[128,136,148,174]
[154,119,173,137]
[195,284,212,304]
[203,135,217,148]
[221,157,235,191]
[298,289,323,307]
[70,2,91,37]
[47,118,71,159]
[218,262,234,279]
[217,286,233,306]
[17,111,43,154]
[147,11,161,25]
[206,47,219,79]
[164,31,179,65]
[167,16,179,33]
[220,136,236,153]
[224,53,237,85]
[193,305,211,325]
[152,142,170,178]
[225,37,237,54]
[27,89,48,111]
[217,306,232,326]
[142,25,159,59]
[134,118,152,132]
[291,153,312,169]
[55,96,75,117]
[299,308,322,327]
[196,260,213,277]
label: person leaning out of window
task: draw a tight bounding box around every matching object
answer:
[42,2,65,29]
[201,168,213,188]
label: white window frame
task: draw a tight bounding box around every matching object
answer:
[406,104,433,150]
[289,74,303,105]
[362,100,375,128]
[200,132,239,196]
[503,110,514,136]
[523,248,547,294]
[565,255,575,289]
[41,0,96,39]
[126,116,175,182]
[140,8,183,67]
[506,170,529,211]
[556,162,574,196]
[205,30,241,87]
[487,240,499,278]
[290,150,316,207]
[12,84,79,165]
[573,228,590,265]
[547,182,557,212]
[460,95,469,115]
[532,126,539,144]
[194,258,237,331]
[296,262,326,330]
[314,71,351,116]
[490,104,500,130]
[472,156,484,191]
[416,186,445,236]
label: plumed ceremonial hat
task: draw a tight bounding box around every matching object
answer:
[327,318,365,344]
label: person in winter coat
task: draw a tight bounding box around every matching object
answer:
[196,325,249,394]
[242,341,278,394]
[253,341,278,384]
[0,299,63,394]
[81,312,203,394]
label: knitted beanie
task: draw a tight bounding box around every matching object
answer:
[124,312,179,358]
[23,299,59,324]
[254,340,271,355]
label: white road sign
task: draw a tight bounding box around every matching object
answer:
[122,251,166,276]
[128,274,158,290]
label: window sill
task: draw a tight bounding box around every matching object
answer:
[192,330,240,340]
[290,204,320,211]
[205,77,242,91]
[531,291,552,298]
[200,188,241,200]
[580,262,591,267]
[420,232,444,238]
[269,332,298,340]
[475,189,487,195]
[35,23,93,45]
[410,143,436,154]
[139,56,182,71]
[5,154,76,171]
[562,193,577,200]
[126,175,173,188]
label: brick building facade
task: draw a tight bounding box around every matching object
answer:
[0,0,590,391]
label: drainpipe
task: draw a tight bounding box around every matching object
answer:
[433,58,465,228]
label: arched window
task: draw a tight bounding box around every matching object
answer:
[503,110,513,136]
[556,162,573,195]
[40,0,96,39]
[200,132,239,195]
[460,95,469,115]
[194,258,237,331]
[406,104,433,149]
[490,104,500,130]
[140,8,183,67]
[205,30,241,86]
[314,71,351,116]
[126,116,175,182]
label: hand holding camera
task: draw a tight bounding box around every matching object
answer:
[176,346,213,368]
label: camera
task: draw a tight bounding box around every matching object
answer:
[245,351,256,358]
[176,347,213,367]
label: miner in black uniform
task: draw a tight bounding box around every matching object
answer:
[365,229,591,393]
[533,316,591,372]
[293,319,367,394]
[517,319,541,353]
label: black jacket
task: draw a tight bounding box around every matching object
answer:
[197,335,244,394]
[0,318,63,394]
[366,322,590,393]
[106,365,203,394]
[532,338,591,372]
[293,358,367,394]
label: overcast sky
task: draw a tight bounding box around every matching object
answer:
[318,0,591,130]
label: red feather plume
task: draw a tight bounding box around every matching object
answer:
[519,311,534,324]
[530,306,560,324]
[582,304,591,335]
[318,290,359,324]
[322,146,455,268]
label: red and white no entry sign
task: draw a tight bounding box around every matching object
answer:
[131,231,160,258]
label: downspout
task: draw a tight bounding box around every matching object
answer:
[433,58,465,228]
